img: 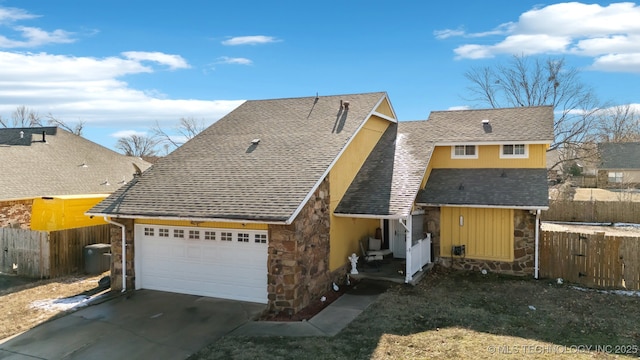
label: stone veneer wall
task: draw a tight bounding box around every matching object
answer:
[0,200,33,229]
[436,209,537,276]
[267,177,332,315]
[109,218,135,291]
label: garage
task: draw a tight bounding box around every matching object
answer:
[134,224,268,303]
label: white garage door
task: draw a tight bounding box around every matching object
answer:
[134,224,268,304]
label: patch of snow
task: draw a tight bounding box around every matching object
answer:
[556,278,563,285]
[528,305,536,311]
[30,295,91,312]
[571,286,640,297]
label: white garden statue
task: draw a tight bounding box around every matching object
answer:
[348,253,359,274]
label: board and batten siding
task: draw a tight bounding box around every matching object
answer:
[440,207,514,262]
[329,112,392,271]
[428,144,547,169]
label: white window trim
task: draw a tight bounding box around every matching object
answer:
[608,171,623,183]
[451,145,478,159]
[500,144,529,159]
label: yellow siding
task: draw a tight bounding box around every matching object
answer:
[440,207,514,261]
[31,195,109,231]
[430,144,547,169]
[374,98,394,118]
[329,115,390,270]
[134,219,268,230]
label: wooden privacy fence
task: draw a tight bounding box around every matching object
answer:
[540,230,640,290]
[0,228,49,278]
[0,224,111,278]
[542,200,640,223]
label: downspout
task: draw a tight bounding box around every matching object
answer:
[104,217,127,292]
[534,209,541,279]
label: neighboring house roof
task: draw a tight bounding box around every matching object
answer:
[0,127,151,201]
[598,142,640,169]
[416,168,549,209]
[425,106,554,143]
[334,121,435,218]
[89,92,392,223]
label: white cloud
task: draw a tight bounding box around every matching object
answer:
[0,51,245,126]
[216,56,252,65]
[110,129,148,138]
[0,7,38,24]
[592,53,640,73]
[122,51,190,70]
[448,105,471,111]
[0,6,74,48]
[438,2,640,72]
[433,28,465,40]
[221,35,279,46]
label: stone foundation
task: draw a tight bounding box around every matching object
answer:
[435,209,537,276]
[0,200,33,229]
[267,177,332,314]
[109,218,135,291]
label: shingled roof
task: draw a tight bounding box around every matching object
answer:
[425,106,554,143]
[598,142,640,169]
[89,92,391,223]
[334,121,434,218]
[416,168,549,209]
[0,127,151,201]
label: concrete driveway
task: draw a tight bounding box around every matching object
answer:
[0,290,265,360]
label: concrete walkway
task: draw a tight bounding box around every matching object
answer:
[230,279,389,337]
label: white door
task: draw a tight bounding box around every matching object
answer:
[134,224,268,304]
[391,220,407,258]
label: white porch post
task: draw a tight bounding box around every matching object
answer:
[399,215,412,283]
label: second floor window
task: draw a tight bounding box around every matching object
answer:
[452,145,477,159]
[501,144,528,158]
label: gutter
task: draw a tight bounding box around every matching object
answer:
[534,209,541,279]
[104,217,127,292]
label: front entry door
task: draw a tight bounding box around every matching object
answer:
[391,220,406,258]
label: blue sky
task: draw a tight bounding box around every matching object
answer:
[0,1,638,151]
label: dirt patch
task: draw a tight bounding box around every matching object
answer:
[0,272,108,340]
[573,188,640,202]
[542,222,640,236]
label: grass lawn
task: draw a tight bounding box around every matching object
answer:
[191,266,640,359]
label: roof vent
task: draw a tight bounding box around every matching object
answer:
[343,101,350,110]
[19,131,24,139]
[482,119,490,124]
[251,138,260,145]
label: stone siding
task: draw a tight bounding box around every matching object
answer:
[0,200,33,229]
[436,209,537,276]
[109,218,135,291]
[267,177,331,315]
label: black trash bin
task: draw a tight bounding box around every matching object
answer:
[84,243,111,274]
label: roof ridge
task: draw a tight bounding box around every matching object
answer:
[243,91,387,103]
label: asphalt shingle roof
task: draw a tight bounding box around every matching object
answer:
[89,92,389,222]
[416,168,549,208]
[334,121,434,218]
[0,127,151,201]
[425,106,554,143]
[598,142,640,169]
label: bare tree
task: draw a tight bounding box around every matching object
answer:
[115,135,159,157]
[464,55,601,170]
[3,106,44,127]
[594,104,640,143]
[46,113,85,136]
[151,117,206,150]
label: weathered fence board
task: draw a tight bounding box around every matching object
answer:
[542,200,640,223]
[0,224,111,278]
[0,228,49,278]
[540,230,640,290]
[49,224,111,277]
